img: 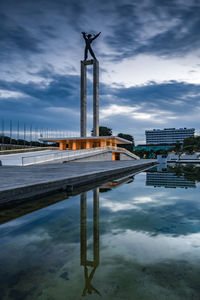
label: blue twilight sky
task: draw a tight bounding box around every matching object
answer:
[0,0,200,143]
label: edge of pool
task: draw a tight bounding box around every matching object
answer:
[0,160,157,205]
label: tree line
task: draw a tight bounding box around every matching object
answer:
[134,136,200,159]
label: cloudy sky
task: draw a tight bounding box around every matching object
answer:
[1,0,200,143]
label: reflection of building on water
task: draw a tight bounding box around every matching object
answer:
[146,170,196,188]
[80,188,101,296]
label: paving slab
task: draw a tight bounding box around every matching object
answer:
[0,160,156,204]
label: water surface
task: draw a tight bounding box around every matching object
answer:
[0,165,200,299]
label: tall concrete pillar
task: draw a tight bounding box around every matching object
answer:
[93,60,99,137]
[80,59,99,137]
[80,61,87,137]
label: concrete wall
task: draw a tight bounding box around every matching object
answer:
[73,152,113,162]
[72,151,136,162]
[120,153,135,160]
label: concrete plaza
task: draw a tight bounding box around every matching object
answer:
[0,160,156,204]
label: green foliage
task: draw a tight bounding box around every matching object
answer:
[117,133,134,144]
[133,149,152,158]
[99,126,112,136]
[183,145,196,153]
[154,149,168,157]
[183,136,200,153]
[117,133,134,152]
[133,148,168,159]
[169,165,200,182]
[173,141,182,153]
[91,126,112,136]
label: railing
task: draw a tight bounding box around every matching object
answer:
[110,146,140,160]
[0,146,58,155]
[21,146,140,166]
[21,147,104,165]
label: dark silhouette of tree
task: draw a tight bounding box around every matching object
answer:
[174,141,182,154]
[117,133,134,144]
[91,126,112,136]
[117,133,134,152]
[183,136,200,153]
[99,126,112,136]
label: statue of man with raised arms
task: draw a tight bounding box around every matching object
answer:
[81,32,101,61]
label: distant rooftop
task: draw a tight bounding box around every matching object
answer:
[40,136,132,144]
[136,143,175,147]
[146,128,195,132]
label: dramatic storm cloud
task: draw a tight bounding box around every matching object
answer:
[0,0,200,143]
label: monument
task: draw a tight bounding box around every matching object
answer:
[81,32,101,137]
[40,32,135,158]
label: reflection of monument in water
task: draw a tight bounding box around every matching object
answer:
[79,176,135,296]
[80,188,101,296]
[146,166,196,188]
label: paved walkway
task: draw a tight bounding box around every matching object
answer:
[0,160,156,203]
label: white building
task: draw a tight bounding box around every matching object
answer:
[145,128,195,145]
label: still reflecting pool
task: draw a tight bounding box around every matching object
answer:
[0,165,200,299]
